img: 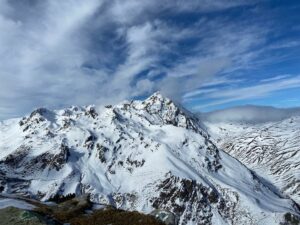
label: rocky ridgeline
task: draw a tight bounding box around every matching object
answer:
[206,117,300,206]
[0,92,299,225]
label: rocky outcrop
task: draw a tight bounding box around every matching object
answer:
[0,93,299,225]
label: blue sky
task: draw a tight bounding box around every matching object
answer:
[0,0,300,119]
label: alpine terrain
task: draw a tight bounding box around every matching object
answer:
[0,92,299,225]
[204,116,300,207]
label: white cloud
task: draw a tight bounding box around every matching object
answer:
[260,74,290,82]
[201,105,300,123]
[0,0,298,120]
[193,75,300,110]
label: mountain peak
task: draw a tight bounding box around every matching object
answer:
[0,94,300,224]
[148,91,165,98]
[145,91,171,104]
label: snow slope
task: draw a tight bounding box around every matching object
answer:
[0,197,35,210]
[0,92,299,224]
[205,117,300,206]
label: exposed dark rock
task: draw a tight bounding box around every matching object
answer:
[49,193,76,203]
[96,144,109,163]
[282,212,300,225]
[84,134,97,150]
[85,107,98,119]
[151,174,229,225]
[151,209,178,225]
[0,145,30,168]
[126,157,145,168]
[25,143,70,172]
[30,108,49,118]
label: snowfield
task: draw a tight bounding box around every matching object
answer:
[204,117,300,206]
[0,92,299,224]
[0,197,35,210]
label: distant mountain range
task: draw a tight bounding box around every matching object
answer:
[0,92,299,225]
[204,115,300,207]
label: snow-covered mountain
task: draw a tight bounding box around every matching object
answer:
[0,92,299,224]
[205,117,300,208]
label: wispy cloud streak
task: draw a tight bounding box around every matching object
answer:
[0,0,299,119]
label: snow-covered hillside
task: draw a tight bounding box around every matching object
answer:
[0,92,299,224]
[205,117,300,207]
